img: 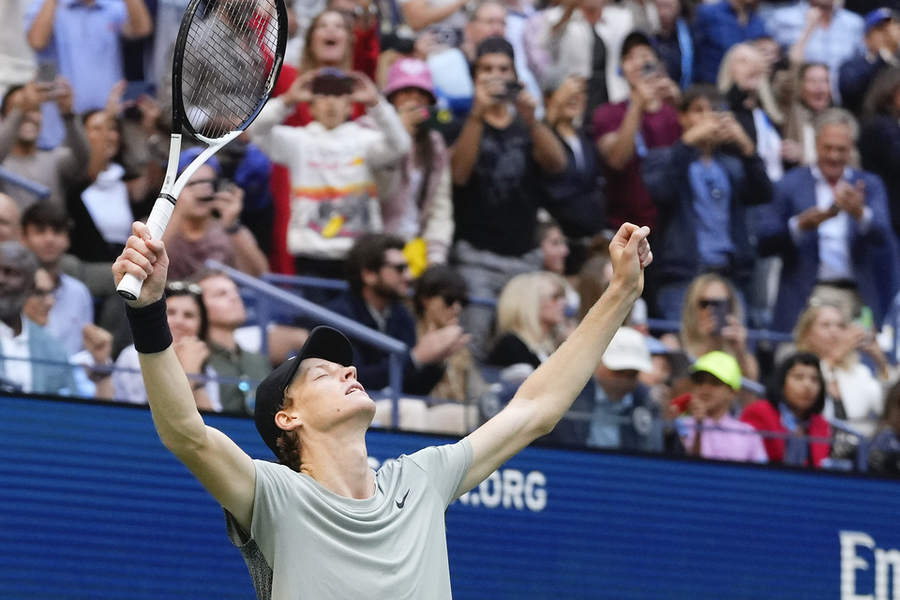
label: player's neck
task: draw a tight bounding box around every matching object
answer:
[300,431,374,500]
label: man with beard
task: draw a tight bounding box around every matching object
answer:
[0,240,77,394]
[326,233,468,396]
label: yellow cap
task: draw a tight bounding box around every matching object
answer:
[690,351,742,391]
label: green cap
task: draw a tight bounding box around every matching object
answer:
[690,351,742,391]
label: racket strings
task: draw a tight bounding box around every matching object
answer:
[181,0,281,139]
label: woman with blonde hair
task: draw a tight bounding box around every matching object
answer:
[717,42,784,182]
[487,271,569,369]
[793,302,890,438]
[679,273,758,382]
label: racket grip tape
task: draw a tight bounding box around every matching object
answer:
[116,197,177,302]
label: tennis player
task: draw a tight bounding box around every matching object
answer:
[112,220,652,599]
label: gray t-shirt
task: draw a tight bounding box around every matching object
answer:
[226,439,473,600]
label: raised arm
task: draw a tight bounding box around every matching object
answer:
[456,223,652,496]
[27,0,57,51]
[112,222,256,531]
[121,0,154,39]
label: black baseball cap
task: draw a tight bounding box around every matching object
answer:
[254,326,354,457]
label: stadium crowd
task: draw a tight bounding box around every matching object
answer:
[5,0,900,474]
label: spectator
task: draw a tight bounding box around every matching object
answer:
[412,264,489,432]
[538,220,571,279]
[215,136,276,256]
[381,58,454,267]
[325,0,381,80]
[425,1,510,118]
[782,62,833,166]
[839,8,900,117]
[717,43,784,182]
[0,193,21,241]
[163,148,269,281]
[593,31,682,233]
[25,0,153,148]
[793,302,887,438]
[65,94,149,264]
[399,0,469,45]
[486,270,569,372]
[539,72,606,247]
[642,84,773,323]
[520,0,555,85]
[857,67,900,240]
[269,9,358,275]
[538,0,634,118]
[546,326,665,452]
[536,220,583,334]
[113,280,217,410]
[651,0,694,90]
[868,378,900,476]
[196,270,272,414]
[0,240,76,394]
[449,36,566,359]
[20,202,93,357]
[678,273,760,382]
[676,351,768,462]
[757,108,900,333]
[0,79,88,210]
[741,351,831,467]
[765,0,864,102]
[326,233,468,396]
[20,264,110,397]
[249,68,409,282]
[692,0,768,85]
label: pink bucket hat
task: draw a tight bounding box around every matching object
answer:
[383,58,437,103]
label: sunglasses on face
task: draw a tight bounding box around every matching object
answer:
[382,262,409,274]
[699,298,729,309]
[441,294,469,308]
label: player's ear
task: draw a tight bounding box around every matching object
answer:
[275,410,301,432]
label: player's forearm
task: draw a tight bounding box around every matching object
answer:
[139,347,211,454]
[514,282,637,432]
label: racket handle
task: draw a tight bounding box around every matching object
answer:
[116,197,176,302]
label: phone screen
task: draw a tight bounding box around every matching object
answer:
[709,300,730,334]
[36,61,57,84]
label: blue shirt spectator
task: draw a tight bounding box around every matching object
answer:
[693,0,769,84]
[24,0,152,147]
[764,0,864,102]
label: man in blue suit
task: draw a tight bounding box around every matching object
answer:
[757,108,900,332]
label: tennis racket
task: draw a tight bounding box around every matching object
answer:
[116,0,287,300]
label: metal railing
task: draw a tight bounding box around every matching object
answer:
[208,261,409,427]
[0,166,51,199]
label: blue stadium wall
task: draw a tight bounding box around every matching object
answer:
[2,394,900,600]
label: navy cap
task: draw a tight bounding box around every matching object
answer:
[865,8,896,33]
[177,146,221,177]
[254,326,354,458]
